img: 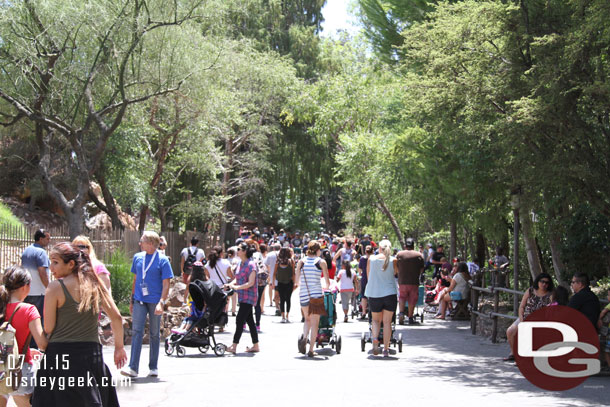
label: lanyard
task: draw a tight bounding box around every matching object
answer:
[142,251,158,281]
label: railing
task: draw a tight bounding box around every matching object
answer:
[470,268,610,343]
[470,267,524,343]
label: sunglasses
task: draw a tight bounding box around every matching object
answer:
[539,280,551,284]
[76,245,89,250]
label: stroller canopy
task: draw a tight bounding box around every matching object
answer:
[189,280,227,312]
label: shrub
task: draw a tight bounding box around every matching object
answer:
[107,249,133,315]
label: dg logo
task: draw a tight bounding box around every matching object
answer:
[515,305,600,391]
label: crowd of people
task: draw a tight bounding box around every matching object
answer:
[1,227,608,406]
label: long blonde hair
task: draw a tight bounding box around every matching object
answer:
[378,240,392,271]
[72,235,101,266]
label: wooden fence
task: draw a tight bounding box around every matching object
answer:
[0,221,220,276]
[470,268,610,343]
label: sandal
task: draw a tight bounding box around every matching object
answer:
[307,351,318,358]
[503,354,515,362]
[226,346,236,354]
[383,349,389,358]
[246,346,259,353]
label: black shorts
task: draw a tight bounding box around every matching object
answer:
[369,295,397,313]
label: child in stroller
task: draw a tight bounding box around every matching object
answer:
[165,277,233,357]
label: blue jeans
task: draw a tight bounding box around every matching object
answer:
[129,301,161,373]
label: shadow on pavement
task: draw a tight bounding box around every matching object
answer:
[398,320,608,407]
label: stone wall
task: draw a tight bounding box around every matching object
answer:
[99,277,190,345]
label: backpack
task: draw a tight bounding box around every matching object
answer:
[0,306,30,395]
[184,247,198,272]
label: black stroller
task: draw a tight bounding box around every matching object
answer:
[360,311,403,353]
[164,280,233,357]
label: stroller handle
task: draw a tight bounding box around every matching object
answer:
[224,287,235,297]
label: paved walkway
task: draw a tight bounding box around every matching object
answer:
[108,291,608,407]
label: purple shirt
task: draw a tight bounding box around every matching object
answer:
[236,259,258,305]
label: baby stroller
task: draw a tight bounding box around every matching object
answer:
[360,311,403,353]
[298,291,342,354]
[165,280,233,357]
[316,291,342,353]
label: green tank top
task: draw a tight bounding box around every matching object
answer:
[276,262,293,284]
[49,280,100,344]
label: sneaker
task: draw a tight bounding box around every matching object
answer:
[285,317,290,323]
[256,325,261,332]
[398,314,405,325]
[148,369,158,377]
[281,318,286,323]
[383,349,389,358]
[121,367,138,378]
[408,317,416,325]
[344,316,348,323]
[232,312,236,316]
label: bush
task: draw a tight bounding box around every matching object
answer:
[107,249,133,315]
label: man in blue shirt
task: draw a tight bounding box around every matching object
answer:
[121,231,173,378]
[21,229,51,347]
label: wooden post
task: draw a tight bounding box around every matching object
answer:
[491,287,500,343]
[471,286,479,335]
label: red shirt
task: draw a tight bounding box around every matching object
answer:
[328,261,337,280]
[4,302,40,364]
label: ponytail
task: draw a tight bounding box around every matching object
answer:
[208,246,222,268]
[0,265,32,320]
[0,286,9,321]
[344,262,352,279]
[379,240,392,271]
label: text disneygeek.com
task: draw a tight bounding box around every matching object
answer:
[6,372,132,391]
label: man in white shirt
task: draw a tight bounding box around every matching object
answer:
[180,237,205,285]
[264,243,280,309]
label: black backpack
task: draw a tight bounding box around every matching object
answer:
[184,247,197,272]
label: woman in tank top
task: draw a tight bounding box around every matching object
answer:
[32,242,127,407]
[295,241,330,357]
[274,247,295,323]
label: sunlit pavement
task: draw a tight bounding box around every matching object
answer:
[106,290,608,407]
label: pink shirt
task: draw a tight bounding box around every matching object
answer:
[95,263,110,275]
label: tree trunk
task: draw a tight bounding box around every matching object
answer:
[520,204,543,279]
[219,137,234,247]
[548,230,566,286]
[138,204,149,233]
[374,190,405,248]
[94,168,124,230]
[476,230,486,266]
[66,205,86,240]
[450,218,457,260]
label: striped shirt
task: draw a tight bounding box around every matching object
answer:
[299,256,323,303]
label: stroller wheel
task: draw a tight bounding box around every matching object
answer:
[176,345,185,357]
[199,345,210,354]
[420,313,424,323]
[164,339,174,356]
[214,343,226,356]
[336,336,342,354]
[360,332,366,352]
[398,333,403,352]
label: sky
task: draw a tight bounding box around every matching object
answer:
[320,0,361,38]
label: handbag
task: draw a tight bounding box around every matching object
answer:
[302,260,327,316]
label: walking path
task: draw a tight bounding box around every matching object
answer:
[107,290,608,407]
